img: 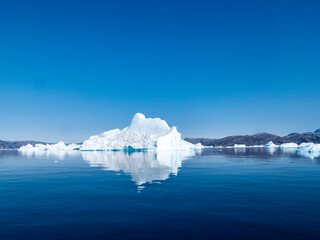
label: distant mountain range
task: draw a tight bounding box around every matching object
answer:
[0,140,47,150]
[1,129,320,149]
[185,129,320,147]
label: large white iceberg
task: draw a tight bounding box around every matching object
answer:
[81,113,199,151]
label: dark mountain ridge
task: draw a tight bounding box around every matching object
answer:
[185,130,320,147]
[1,129,319,149]
[0,140,47,150]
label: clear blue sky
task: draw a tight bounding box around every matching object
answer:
[1,0,320,142]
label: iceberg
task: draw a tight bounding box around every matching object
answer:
[233,144,246,148]
[19,144,35,150]
[299,142,312,148]
[264,141,279,148]
[279,143,298,154]
[81,113,199,151]
[297,143,320,153]
[297,143,320,159]
[20,147,81,160]
[248,145,264,148]
[19,142,81,151]
[279,143,298,148]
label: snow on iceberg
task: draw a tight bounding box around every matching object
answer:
[279,143,299,148]
[81,113,200,151]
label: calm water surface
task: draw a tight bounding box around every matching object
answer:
[0,148,320,240]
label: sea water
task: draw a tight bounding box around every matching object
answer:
[0,148,320,239]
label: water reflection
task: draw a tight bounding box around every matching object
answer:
[19,149,81,160]
[279,147,298,154]
[265,147,277,155]
[233,148,246,154]
[81,150,198,188]
[16,147,320,191]
[203,147,319,161]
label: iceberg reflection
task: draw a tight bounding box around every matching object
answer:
[19,149,81,160]
[81,150,198,187]
[279,147,298,154]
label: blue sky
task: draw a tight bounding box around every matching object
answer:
[1,0,320,142]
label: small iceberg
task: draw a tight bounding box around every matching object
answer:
[19,144,35,150]
[19,142,80,151]
[279,143,298,148]
[264,141,279,148]
[233,144,246,148]
[299,142,313,148]
[297,143,320,159]
[297,143,320,153]
[279,142,298,154]
[248,145,264,148]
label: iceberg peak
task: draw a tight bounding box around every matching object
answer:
[131,112,145,121]
[128,113,171,135]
